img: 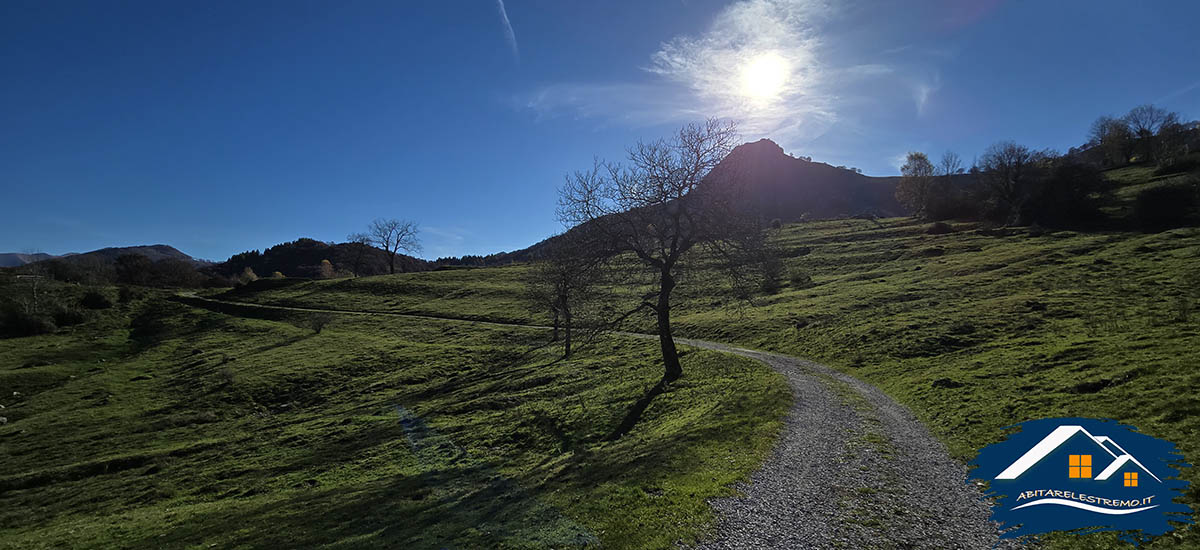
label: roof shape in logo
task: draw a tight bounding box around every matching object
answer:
[994,425,1160,482]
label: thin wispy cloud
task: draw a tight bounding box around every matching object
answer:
[520,0,953,167]
[495,0,520,64]
[913,72,941,116]
[644,0,835,141]
[1156,79,1200,105]
[525,0,846,144]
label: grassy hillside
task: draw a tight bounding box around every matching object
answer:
[0,284,788,549]
[224,167,1200,548]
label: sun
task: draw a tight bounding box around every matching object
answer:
[739,52,790,101]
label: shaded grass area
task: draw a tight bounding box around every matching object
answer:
[0,295,789,549]
[232,220,1200,548]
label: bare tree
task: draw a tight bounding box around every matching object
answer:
[1124,104,1181,162]
[346,232,372,277]
[978,141,1052,225]
[523,232,604,358]
[895,151,938,219]
[1089,116,1135,166]
[368,218,421,274]
[558,118,763,387]
[939,150,964,178]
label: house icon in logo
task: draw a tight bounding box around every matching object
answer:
[994,425,1162,487]
[970,417,1192,541]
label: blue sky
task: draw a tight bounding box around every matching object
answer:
[3,0,1199,261]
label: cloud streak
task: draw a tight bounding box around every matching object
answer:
[495,0,520,64]
[519,0,949,165]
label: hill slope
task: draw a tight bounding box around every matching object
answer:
[714,138,905,220]
[223,163,1200,549]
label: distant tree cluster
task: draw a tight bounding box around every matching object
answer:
[1088,104,1194,168]
[897,103,1199,229]
[217,231,429,282]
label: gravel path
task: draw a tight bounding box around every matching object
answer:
[177,294,1025,549]
[674,338,1024,550]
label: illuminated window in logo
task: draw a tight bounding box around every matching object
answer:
[1068,454,1092,478]
[1124,472,1139,487]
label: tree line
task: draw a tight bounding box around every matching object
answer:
[896,103,1199,228]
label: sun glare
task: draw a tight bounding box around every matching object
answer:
[739,52,790,101]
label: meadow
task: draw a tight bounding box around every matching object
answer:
[0,284,788,549]
[219,165,1200,549]
[3,163,1198,549]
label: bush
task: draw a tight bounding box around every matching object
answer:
[306,312,335,334]
[80,289,114,309]
[235,267,259,286]
[1134,182,1198,231]
[759,256,785,294]
[51,305,87,327]
[1154,155,1200,176]
[0,306,56,337]
[272,271,286,279]
[118,286,142,303]
[770,218,783,229]
[1028,160,1104,227]
[926,222,954,235]
[788,269,813,288]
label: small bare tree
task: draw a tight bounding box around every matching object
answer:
[346,232,372,277]
[558,118,763,388]
[1124,104,1181,162]
[368,218,421,274]
[939,150,964,179]
[978,141,1053,225]
[523,232,603,358]
[1089,115,1135,166]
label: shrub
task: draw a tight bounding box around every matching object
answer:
[272,271,286,279]
[926,222,954,235]
[0,305,56,337]
[317,259,335,279]
[235,267,259,286]
[759,256,785,294]
[306,312,335,334]
[51,305,87,327]
[80,289,114,309]
[770,218,783,229]
[1154,155,1200,176]
[1028,160,1105,226]
[118,286,142,303]
[1134,182,1198,231]
[788,269,813,288]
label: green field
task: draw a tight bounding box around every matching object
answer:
[0,286,789,549]
[216,166,1200,548]
[3,163,1198,549]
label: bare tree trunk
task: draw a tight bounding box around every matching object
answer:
[657,270,682,383]
[352,246,365,277]
[563,307,573,358]
[388,252,396,274]
[552,308,560,342]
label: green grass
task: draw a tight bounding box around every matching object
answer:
[0,289,789,549]
[224,168,1200,548]
[6,164,1198,548]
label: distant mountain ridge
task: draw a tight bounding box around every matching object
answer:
[0,252,54,268]
[713,138,904,220]
[70,244,198,264]
[0,245,198,268]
